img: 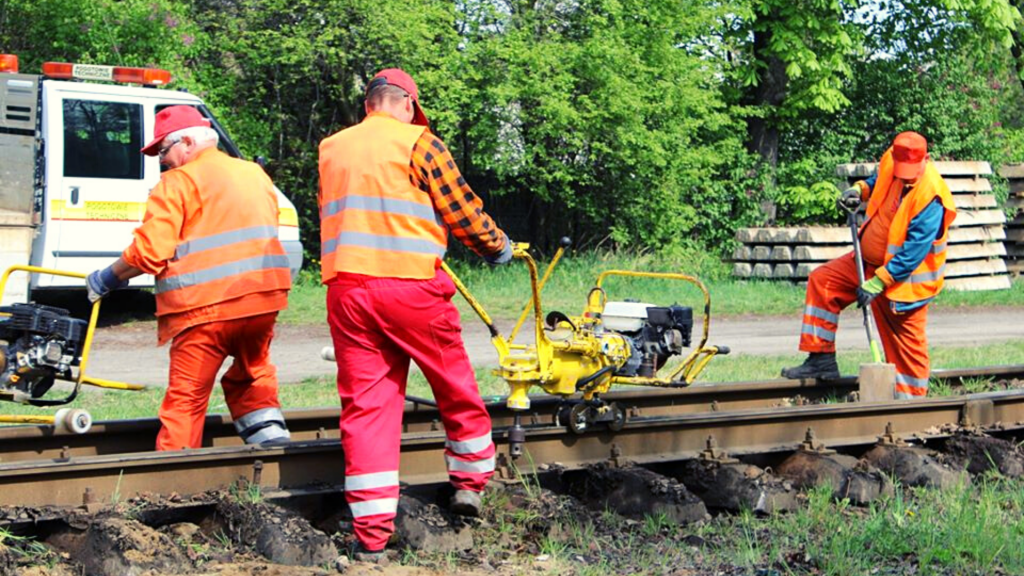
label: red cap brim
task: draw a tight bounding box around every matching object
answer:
[411,100,429,127]
[141,135,164,156]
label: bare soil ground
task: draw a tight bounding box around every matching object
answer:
[3,431,1022,576]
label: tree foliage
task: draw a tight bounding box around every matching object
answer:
[3,0,1024,259]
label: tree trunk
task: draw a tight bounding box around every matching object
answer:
[744,25,790,223]
[1010,1,1024,93]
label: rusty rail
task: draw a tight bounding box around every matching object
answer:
[2,364,1019,465]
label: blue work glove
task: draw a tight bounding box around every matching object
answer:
[484,234,514,266]
[856,276,885,308]
[837,185,862,213]
[85,265,128,303]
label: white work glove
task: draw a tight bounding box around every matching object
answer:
[85,265,128,303]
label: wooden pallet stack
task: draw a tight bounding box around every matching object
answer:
[732,161,1010,291]
[998,164,1024,276]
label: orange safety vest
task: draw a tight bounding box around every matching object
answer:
[154,150,292,316]
[318,113,446,282]
[861,148,957,304]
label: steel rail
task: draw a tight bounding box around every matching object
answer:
[0,364,1020,464]
[1,386,1023,508]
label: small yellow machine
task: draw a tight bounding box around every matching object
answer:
[443,239,728,455]
[0,265,144,433]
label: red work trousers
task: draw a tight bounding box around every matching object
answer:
[798,253,930,399]
[327,269,495,552]
[156,312,283,450]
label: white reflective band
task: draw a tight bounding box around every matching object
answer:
[322,194,439,224]
[345,471,400,492]
[322,231,447,258]
[803,305,838,324]
[801,324,835,342]
[445,432,493,455]
[243,425,290,445]
[174,225,279,260]
[908,264,945,284]
[896,373,929,388]
[445,455,496,474]
[348,498,399,518]
[156,254,290,293]
[894,391,914,400]
[234,407,287,433]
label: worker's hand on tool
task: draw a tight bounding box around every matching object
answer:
[484,233,514,266]
[856,276,885,308]
[85,265,129,303]
[836,186,862,212]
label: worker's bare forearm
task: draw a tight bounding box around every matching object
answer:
[110,258,144,281]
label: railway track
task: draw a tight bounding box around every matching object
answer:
[0,365,1022,510]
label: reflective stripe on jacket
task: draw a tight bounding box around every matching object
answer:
[149,149,292,315]
[318,113,446,282]
[862,148,957,304]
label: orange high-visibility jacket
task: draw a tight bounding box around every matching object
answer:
[318,113,447,282]
[124,148,292,317]
[861,149,957,304]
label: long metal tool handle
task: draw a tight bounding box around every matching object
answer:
[847,211,884,363]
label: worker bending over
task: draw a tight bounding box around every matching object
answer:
[781,131,956,399]
[86,105,293,449]
[318,68,512,560]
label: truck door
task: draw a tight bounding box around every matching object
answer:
[38,84,146,286]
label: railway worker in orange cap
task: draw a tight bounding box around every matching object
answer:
[781,131,957,399]
[85,105,293,450]
[318,68,512,559]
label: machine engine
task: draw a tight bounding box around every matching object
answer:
[0,304,87,400]
[603,302,694,378]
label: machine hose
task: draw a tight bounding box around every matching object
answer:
[575,365,615,393]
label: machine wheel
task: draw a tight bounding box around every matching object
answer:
[554,404,572,427]
[567,403,589,435]
[54,408,92,434]
[607,402,626,432]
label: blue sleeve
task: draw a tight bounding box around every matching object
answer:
[884,199,945,282]
[864,173,877,191]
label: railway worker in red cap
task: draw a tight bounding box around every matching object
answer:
[318,68,512,559]
[85,105,293,450]
[781,131,957,399]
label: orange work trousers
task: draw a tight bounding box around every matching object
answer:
[798,253,930,399]
[156,312,283,450]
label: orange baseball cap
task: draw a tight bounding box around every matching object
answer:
[366,68,429,127]
[141,106,211,156]
[892,131,928,181]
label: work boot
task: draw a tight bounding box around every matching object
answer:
[781,352,840,380]
[352,544,388,565]
[450,489,482,517]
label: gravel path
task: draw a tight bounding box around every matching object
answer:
[87,306,1023,387]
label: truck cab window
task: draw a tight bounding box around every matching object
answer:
[62,100,143,179]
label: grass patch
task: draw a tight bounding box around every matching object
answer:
[0,340,1019,422]
[698,478,1024,575]
[279,252,1024,325]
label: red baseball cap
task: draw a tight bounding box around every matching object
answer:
[892,131,928,181]
[141,105,212,156]
[366,68,429,126]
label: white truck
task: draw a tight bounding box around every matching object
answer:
[0,54,304,303]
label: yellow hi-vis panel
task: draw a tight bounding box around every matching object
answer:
[50,200,299,227]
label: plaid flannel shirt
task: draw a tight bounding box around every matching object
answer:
[410,132,506,258]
